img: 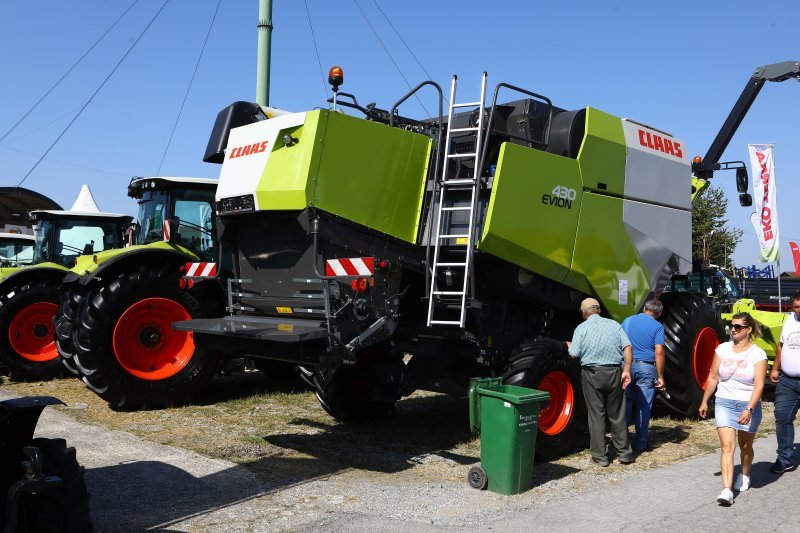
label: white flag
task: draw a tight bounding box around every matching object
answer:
[748,144,779,263]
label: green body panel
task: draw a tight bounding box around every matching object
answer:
[576,108,627,195]
[478,143,582,284]
[721,299,787,362]
[480,107,647,320]
[255,110,432,243]
[256,116,318,210]
[468,378,549,495]
[0,263,68,285]
[76,242,202,277]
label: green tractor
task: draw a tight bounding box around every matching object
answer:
[0,189,131,381]
[173,63,796,459]
[57,176,225,409]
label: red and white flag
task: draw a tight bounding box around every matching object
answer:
[748,144,779,263]
[790,242,800,275]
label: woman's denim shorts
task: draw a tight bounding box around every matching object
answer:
[715,396,762,433]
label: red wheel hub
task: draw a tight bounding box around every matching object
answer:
[8,302,58,362]
[537,370,574,436]
[693,326,720,389]
[112,297,194,381]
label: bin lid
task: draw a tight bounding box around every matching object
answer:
[476,384,550,404]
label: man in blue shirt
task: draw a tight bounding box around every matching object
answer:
[569,297,633,466]
[621,299,666,452]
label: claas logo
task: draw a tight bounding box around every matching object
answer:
[228,141,269,159]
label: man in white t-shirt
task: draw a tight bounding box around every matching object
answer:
[770,292,800,474]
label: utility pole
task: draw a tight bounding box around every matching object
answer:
[256,0,273,106]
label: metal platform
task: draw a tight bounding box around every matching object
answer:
[172,316,328,343]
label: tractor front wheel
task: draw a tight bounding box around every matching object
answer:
[0,280,63,381]
[72,262,222,409]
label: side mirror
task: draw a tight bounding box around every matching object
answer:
[736,167,749,193]
[739,193,753,207]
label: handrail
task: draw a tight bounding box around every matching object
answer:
[389,81,444,298]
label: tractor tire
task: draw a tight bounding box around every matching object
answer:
[313,343,401,422]
[18,438,93,533]
[660,293,725,417]
[502,338,588,461]
[71,262,223,409]
[0,280,63,381]
[55,283,89,376]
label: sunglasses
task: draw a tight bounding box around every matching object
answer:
[730,324,750,332]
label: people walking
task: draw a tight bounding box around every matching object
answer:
[699,312,767,506]
[568,298,634,467]
[769,292,800,474]
[622,299,666,452]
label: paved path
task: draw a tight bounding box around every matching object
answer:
[4,391,799,532]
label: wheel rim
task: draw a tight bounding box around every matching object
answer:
[8,302,58,362]
[537,370,574,436]
[112,297,194,381]
[693,326,720,389]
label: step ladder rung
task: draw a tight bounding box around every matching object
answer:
[436,262,467,267]
[430,320,463,325]
[452,101,481,108]
[443,179,475,185]
[439,234,469,239]
[441,206,472,211]
[433,291,465,295]
[447,152,478,159]
[449,127,479,133]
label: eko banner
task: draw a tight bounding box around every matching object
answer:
[748,144,779,263]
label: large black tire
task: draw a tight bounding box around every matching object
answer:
[660,293,725,417]
[0,280,64,381]
[501,338,588,461]
[17,438,92,533]
[55,283,89,376]
[71,262,223,409]
[313,343,401,422]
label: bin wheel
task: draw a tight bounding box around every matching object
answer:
[468,466,488,490]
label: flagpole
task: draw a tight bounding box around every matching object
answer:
[777,258,783,311]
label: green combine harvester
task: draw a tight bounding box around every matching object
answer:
[57,176,225,409]
[172,63,798,459]
[0,185,131,381]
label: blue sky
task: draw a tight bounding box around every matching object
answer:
[0,0,798,270]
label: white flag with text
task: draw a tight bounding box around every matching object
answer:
[748,144,779,263]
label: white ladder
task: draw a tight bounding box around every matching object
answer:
[426,72,488,328]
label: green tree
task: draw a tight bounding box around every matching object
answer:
[692,186,743,269]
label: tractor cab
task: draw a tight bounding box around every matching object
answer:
[128,177,217,261]
[28,210,132,268]
[0,233,35,267]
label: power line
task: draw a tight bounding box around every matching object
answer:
[351,0,430,117]
[17,0,171,188]
[0,144,133,178]
[157,0,222,175]
[369,0,444,104]
[304,0,329,102]
[0,0,140,144]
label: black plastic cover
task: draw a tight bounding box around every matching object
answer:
[204,101,266,164]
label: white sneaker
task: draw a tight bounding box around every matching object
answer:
[717,488,734,506]
[734,474,751,491]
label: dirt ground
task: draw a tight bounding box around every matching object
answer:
[1,370,777,490]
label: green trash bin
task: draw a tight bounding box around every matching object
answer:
[468,377,550,495]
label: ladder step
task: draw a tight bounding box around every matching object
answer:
[436,262,467,267]
[447,152,478,159]
[449,127,479,133]
[453,101,481,108]
[441,206,472,211]
[443,179,475,185]
[439,234,469,239]
[433,291,465,295]
[430,320,463,325]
